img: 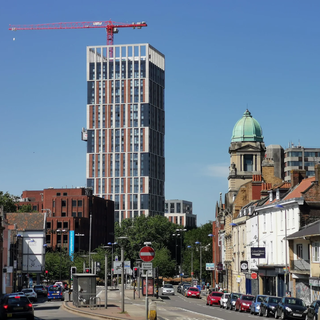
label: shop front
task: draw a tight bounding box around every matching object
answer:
[258,266,286,297]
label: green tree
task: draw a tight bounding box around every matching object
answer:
[152,247,175,277]
[0,191,18,212]
[114,215,178,277]
[45,249,73,282]
[17,204,33,212]
[182,222,213,282]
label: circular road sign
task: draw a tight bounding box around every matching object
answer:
[139,246,155,262]
[251,272,258,279]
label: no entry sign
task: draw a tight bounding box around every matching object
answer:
[139,246,155,262]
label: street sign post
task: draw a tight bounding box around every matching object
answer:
[139,246,155,262]
[141,262,153,270]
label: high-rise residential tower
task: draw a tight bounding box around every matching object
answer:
[84,44,165,222]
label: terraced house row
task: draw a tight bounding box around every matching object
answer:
[210,110,320,304]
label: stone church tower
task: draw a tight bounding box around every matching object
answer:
[228,110,266,197]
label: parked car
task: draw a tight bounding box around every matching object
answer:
[177,282,189,294]
[306,300,320,320]
[250,294,268,315]
[21,288,38,302]
[220,292,230,308]
[161,284,175,295]
[275,297,307,320]
[182,284,191,295]
[226,293,241,310]
[47,285,64,301]
[34,285,48,296]
[206,291,223,306]
[0,294,34,320]
[185,287,201,299]
[260,296,281,317]
[235,294,255,312]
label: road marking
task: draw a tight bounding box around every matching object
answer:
[177,307,225,320]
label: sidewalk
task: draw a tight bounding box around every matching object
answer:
[63,287,163,320]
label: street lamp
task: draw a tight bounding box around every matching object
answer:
[172,232,180,274]
[187,245,193,285]
[208,233,215,289]
[117,236,128,313]
[275,204,288,294]
[176,228,187,281]
[57,229,67,281]
[107,241,118,276]
[102,246,112,309]
[195,241,202,286]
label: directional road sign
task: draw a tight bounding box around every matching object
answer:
[139,246,155,262]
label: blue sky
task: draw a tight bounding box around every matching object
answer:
[1,1,319,226]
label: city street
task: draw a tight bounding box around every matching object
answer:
[30,287,269,320]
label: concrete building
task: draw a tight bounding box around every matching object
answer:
[284,145,320,182]
[17,187,114,254]
[84,44,165,222]
[165,200,197,228]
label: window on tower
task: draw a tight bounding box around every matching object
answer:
[244,155,253,171]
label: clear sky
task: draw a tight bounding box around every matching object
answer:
[1,1,319,226]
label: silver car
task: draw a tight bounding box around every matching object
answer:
[220,293,230,308]
[21,288,37,302]
[162,284,175,295]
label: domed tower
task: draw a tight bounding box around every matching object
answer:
[228,109,266,194]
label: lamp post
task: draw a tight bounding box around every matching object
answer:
[187,245,193,285]
[208,233,215,289]
[57,229,67,281]
[276,204,288,295]
[195,241,202,286]
[107,241,118,277]
[176,228,187,281]
[102,246,112,309]
[117,236,128,313]
[172,232,180,275]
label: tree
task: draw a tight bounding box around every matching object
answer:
[17,204,33,213]
[182,222,213,282]
[114,215,178,276]
[152,247,176,277]
[0,191,18,212]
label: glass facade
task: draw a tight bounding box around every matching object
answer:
[86,44,165,222]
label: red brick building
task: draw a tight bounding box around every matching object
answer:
[17,188,114,253]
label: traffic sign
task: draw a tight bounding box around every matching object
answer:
[141,262,153,270]
[251,272,258,279]
[206,263,215,270]
[139,246,155,262]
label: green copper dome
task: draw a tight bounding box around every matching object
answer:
[231,110,263,142]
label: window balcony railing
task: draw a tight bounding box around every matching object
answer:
[291,259,310,271]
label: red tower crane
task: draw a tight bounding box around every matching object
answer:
[9,20,147,45]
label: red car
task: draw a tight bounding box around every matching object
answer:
[235,294,255,312]
[207,291,223,306]
[185,287,201,299]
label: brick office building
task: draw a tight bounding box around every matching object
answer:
[17,187,114,254]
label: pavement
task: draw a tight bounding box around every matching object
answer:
[63,287,165,320]
[63,287,208,320]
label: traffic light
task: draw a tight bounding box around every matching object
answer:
[133,267,138,279]
[70,266,77,280]
[85,268,91,273]
[45,270,48,275]
[96,262,101,273]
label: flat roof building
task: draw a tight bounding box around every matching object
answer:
[284,145,320,182]
[165,200,197,228]
[84,44,165,222]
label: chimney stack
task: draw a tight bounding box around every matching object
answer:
[291,169,306,187]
